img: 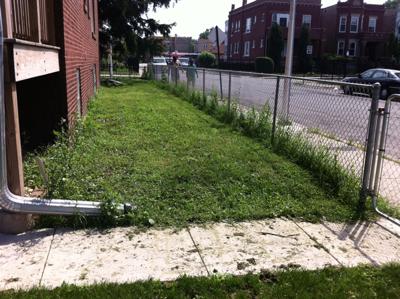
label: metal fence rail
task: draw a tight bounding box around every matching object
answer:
[150,64,400,215]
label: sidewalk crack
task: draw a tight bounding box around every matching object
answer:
[186,227,210,276]
[291,219,343,266]
[39,228,56,287]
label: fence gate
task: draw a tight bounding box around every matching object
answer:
[363,93,400,226]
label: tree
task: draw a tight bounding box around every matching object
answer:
[297,25,313,74]
[385,0,399,8]
[198,51,216,67]
[199,28,212,40]
[99,0,178,61]
[387,33,400,63]
[255,57,274,73]
[267,23,284,72]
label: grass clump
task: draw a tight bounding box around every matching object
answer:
[155,80,399,220]
[2,265,400,298]
[23,79,373,228]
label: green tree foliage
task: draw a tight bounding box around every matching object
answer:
[99,0,177,60]
[255,57,275,73]
[267,24,284,72]
[385,0,399,8]
[199,28,212,40]
[387,33,400,63]
[198,51,216,68]
[297,25,313,74]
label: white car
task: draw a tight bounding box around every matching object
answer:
[152,57,167,66]
[179,57,190,67]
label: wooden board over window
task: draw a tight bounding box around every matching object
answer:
[13,42,60,82]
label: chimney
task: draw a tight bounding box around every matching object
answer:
[231,4,235,10]
[243,0,247,6]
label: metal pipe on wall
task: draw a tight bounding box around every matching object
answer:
[0,6,129,216]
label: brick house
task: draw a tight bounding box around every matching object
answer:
[227,0,323,63]
[1,0,99,195]
[322,0,392,61]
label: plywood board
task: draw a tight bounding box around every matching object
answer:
[13,43,59,82]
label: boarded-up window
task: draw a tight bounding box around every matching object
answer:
[93,65,97,94]
[76,69,82,116]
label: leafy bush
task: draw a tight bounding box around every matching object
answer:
[255,57,275,73]
[198,51,216,68]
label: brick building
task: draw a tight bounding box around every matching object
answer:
[163,35,194,53]
[1,0,99,195]
[227,0,323,63]
[322,0,392,61]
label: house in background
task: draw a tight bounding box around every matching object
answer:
[322,0,391,61]
[227,0,323,63]
[0,0,99,196]
[196,27,226,59]
[163,35,195,53]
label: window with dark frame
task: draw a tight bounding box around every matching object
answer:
[84,0,88,13]
[91,0,96,37]
[337,40,345,56]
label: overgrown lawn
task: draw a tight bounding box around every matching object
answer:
[25,80,366,227]
[3,265,400,298]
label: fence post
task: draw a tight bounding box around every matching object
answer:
[203,69,206,99]
[228,72,232,112]
[271,76,281,145]
[360,83,381,209]
[219,70,223,100]
[175,67,178,87]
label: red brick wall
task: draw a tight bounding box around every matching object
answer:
[228,0,323,63]
[61,0,99,126]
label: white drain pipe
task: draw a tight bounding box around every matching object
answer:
[0,7,129,216]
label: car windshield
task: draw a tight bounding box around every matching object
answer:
[361,70,374,79]
[180,58,189,63]
[153,58,165,63]
[396,73,400,79]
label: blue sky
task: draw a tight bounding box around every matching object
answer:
[147,0,386,38]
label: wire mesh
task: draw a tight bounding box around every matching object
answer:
[150,66,396,196]
[281,78,373,179]
[378,97,400,207]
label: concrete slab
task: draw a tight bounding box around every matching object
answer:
[188,219,339,276]
[295,219,400,267]
[40,227,206,289]
[0,229,54,290]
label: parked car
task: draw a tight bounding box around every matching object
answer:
[179,57,190,67]
[151,57,167,66]
[342,68,400,99]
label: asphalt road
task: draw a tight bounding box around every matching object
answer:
[171,70,399,162]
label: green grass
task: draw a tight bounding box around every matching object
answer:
[2,265,400,298]
[25,80,372,227]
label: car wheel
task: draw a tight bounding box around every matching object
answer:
[344,86,353,95]
[381,89,388,100]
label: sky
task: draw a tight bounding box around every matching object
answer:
[147,0,386,38]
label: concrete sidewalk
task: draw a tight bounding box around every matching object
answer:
[1,217,399,291]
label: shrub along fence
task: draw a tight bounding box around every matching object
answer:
[148,64,400,223]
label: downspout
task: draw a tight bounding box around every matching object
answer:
[0,6,130,216]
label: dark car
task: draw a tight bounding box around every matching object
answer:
[342,68,400,99]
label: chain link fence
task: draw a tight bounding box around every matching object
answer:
[149,64,400,213]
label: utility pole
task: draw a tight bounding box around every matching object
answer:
[281,0,296,119]
[108,35,113,79]
[216,26,223,99]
